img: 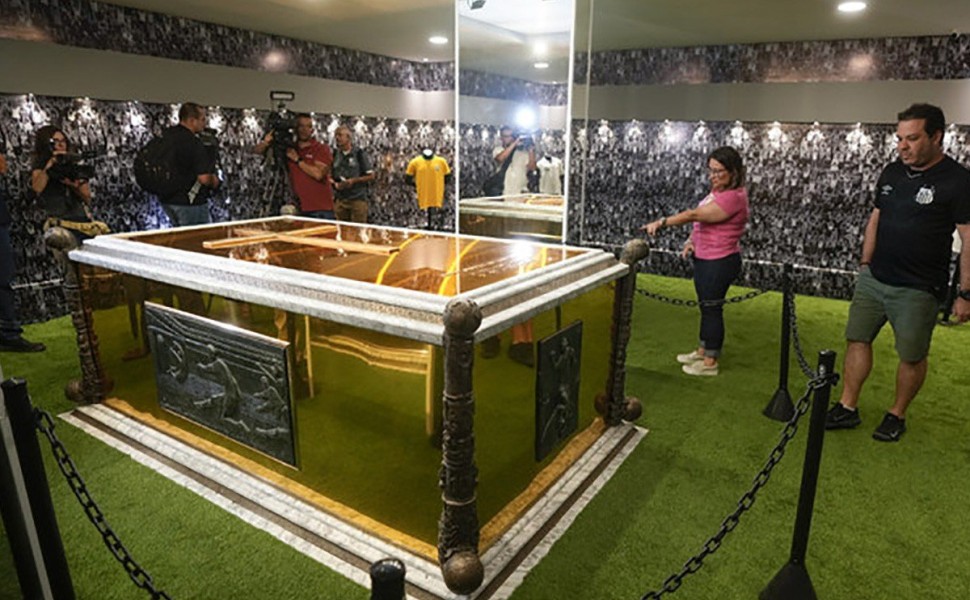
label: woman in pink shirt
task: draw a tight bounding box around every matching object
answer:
[643,146,749,376]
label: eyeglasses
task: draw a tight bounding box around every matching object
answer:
[50,137,67,143]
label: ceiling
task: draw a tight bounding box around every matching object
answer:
[98,0,970,70]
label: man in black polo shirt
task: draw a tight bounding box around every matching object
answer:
[826,103,970,442]
[159,102,220,227]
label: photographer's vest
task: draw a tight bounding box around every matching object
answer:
[332,146,371,201]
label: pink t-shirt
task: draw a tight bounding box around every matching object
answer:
[691,187,749,260]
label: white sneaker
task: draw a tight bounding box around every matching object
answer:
[676,350,704,364]
[682,362,719,376]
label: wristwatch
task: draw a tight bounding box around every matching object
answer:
[958,289,970,301]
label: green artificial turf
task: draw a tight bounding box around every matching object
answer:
[2,273,969,599]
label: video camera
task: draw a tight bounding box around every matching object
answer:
[266,90,298,154]
[46,151,97,182]
[514,131,534,149]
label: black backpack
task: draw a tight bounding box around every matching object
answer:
[134,134,179,196]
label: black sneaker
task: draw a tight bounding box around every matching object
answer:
[825,402,861,430]
[872,412,906,442]
[0,336,46,353]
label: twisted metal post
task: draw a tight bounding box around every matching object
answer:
[45,228,107,404]
[437,297,484,595]
[598,239,649,426]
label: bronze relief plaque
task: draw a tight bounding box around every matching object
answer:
[145,302,297,467]
[535,320,582,462]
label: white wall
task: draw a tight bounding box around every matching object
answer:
[458,95,567,130]
[584,80,970,124]
[0,39,455,121]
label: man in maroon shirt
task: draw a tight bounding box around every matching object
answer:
[257,114,334,218]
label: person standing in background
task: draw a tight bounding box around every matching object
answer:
[643,145,750,377]
[158,102,221,227]
[1,153,45,352]
[331,125,374,223]
[824,103,970,442]
[255,113,334,219]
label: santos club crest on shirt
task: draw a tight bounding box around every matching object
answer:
[914,186,935,205]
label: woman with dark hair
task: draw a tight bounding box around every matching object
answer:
[30,125,103,241]
[642,145,750,376]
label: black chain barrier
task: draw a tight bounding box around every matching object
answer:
[786,292,816,380]
[635,287,767,307]
[33,408,173,600]
[638,374,836,600]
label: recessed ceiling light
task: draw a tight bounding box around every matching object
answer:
[422,57,429,62]
[429,35,448,45]
[534,62,549,69]
[837,1,867,13]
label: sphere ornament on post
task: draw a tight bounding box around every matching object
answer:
[624,396,643,421]
[621,237,650,266]
[443,297,483,336]
[442,550,485,595]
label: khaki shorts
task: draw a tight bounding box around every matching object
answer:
[845,268,938,362]
[335,198,368,223]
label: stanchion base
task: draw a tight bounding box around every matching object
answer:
[760,561,817,600]
[763,387,795,422]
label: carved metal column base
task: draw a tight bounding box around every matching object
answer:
[437,298,484,595]
[598,239,649,426]
[46,227,108,404]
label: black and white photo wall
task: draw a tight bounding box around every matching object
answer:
[569,33,970,299]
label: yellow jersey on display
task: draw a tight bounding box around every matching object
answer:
[405,155,451,209]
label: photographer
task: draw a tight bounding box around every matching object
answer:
[492,125,537,196]
[255,113,334,219]
[332,125,374,223]
[158,102,221,227]
[1,152,45,352]
[30,125,105,243]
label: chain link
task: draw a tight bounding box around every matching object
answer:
[639,374,835,600]
[33,408,173,600]
[787,292,816,380]
[635,287,767,308]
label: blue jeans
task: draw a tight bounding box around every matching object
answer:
[162,203,211,227]
[692,253,742,358]
[0,224,24,340]
[301,210,335,220]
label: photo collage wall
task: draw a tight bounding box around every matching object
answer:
[570,118,970,299]
[0,93,456,323]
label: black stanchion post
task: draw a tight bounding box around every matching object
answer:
[370,557,406,600]
[760,350,837,600]
[0,378,76,600]
[764,263,795,421]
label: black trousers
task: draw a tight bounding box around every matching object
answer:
[0,223,24,340]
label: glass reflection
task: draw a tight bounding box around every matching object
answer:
[456,0,577,242]
[125,217,583,295]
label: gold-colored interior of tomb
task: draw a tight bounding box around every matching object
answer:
[80,262,615,558]
[122,219,582,296]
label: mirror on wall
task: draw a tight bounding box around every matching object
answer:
[456,0,576,243]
